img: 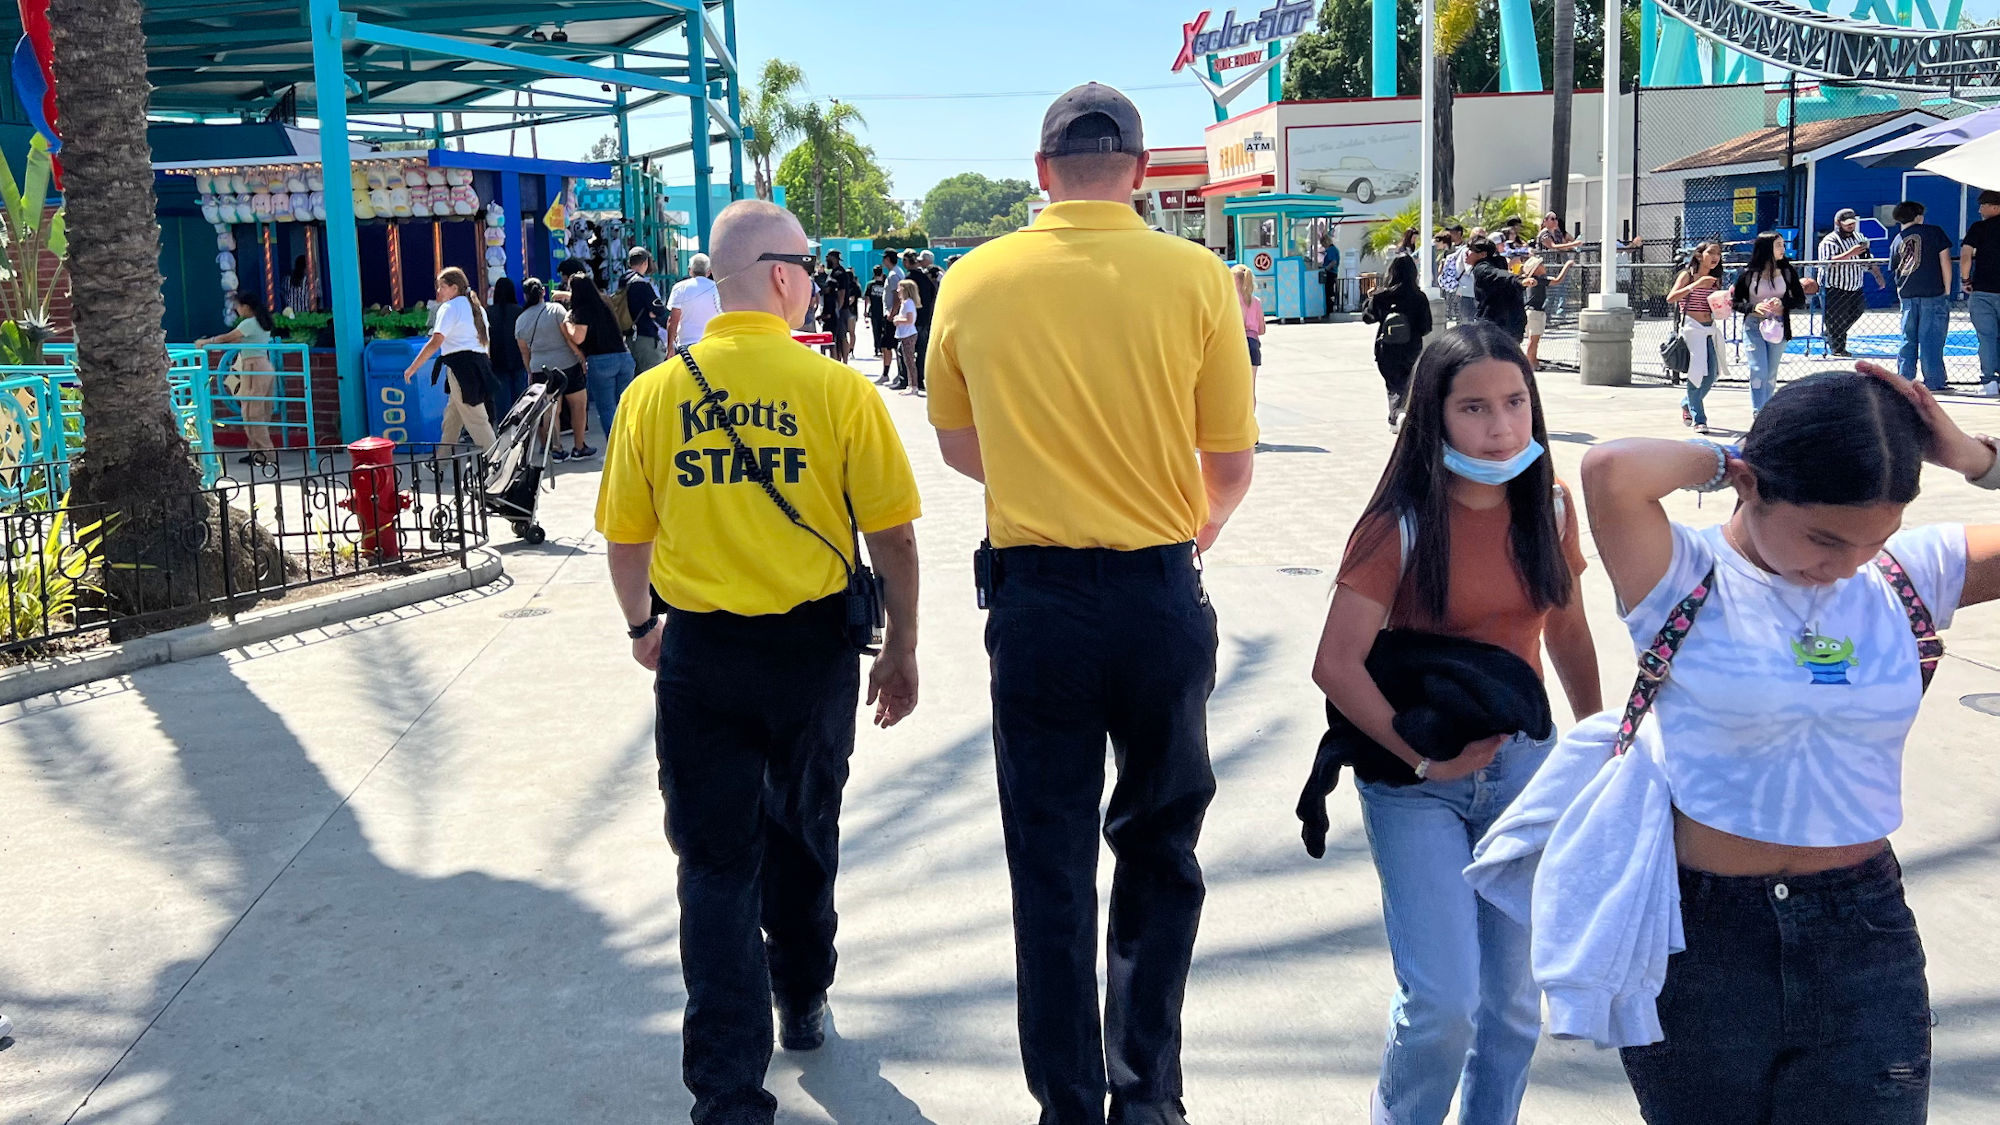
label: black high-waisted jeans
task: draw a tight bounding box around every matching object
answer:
[1621,847,1931,1125]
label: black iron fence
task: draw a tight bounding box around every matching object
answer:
[0,443,487,657]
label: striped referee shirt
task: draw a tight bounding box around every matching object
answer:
[1817,230,1872,291]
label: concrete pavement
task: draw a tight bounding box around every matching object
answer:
[5,322,2000,1123]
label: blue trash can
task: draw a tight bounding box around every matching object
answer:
[364,338,446,451]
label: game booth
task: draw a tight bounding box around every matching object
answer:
[1222,195,1343,321]
[152,132,611,450]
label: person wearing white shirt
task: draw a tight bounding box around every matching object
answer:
[402,266,497,451]
[666,252,722,349]
[1579,364,2000,1125]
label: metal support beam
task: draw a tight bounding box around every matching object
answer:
[1372,0,1397,97]
[1498,0,1545,90]
[308,0,366,441]
[724,0,746,201]
[344,17,705,97]
[688,12,714,249]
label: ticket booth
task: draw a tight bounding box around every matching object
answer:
[1222,195,1344,322]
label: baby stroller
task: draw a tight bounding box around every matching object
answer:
[482,367,565,544]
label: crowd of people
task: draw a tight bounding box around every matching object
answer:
[1360,189,2000,438]
[584,81,2000,1125]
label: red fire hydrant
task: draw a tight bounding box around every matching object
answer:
[341,436,410,562]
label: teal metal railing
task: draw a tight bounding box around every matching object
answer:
[0,342,316,509]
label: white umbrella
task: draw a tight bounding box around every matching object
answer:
[1917,128,2000,192]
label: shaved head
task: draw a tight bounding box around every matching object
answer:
[710,199,810,319]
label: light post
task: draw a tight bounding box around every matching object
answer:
[1419,0,1437,297]
[1579,11,1634,385]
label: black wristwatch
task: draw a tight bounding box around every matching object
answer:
[627,617,657,639]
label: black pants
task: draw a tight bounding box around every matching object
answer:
[985,543,1219,1125]
[913,321,931,392]
[1620,849,1930,1125]
[1374,341,1420,403]
[1824,285,1866,354]
[655,596,860,1125]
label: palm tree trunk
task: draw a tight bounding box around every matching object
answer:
[1548,0,1576,228]
[1434,50,1457,216]
[812,154,824,239]
[50,0,278,631]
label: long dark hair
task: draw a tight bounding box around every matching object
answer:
[1743,372,1925,506]
[566,273,622,342]
[1744,231,1789,280]
[491,276,517,306]
[1678,240,1724,284]
[1380,253,1418,295]
[235,292,275,333]
[1350,322,1572,620]
[1731,231,1801,309]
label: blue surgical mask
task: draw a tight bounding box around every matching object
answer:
[1442,440,1546,485]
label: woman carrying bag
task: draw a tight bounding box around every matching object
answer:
[1579,363,2000,1124]
[1730,232,1807,418]
[1666,242,1729,434]
[1313,322,1602,1125]
[402,266,496,452]
[1364,254,1433,429]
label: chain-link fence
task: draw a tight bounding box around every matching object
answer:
[1525,258,1993,389]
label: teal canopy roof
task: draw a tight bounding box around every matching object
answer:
[1221,194,1348,218]
[0,1,725,121]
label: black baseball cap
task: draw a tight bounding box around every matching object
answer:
[1040,82,1144,157]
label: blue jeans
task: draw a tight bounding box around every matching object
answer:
[1970,290,2000,387]
[1898,295,1949,390]
[1358,731,1554,1125]
[585,350,636,439]
[1740,320,1783,413]
[1621,849,1929,1125]
[1681,321,1721,426]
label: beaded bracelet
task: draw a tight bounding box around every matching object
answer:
[1688,438,1737,493]
[1969,435,2000,491]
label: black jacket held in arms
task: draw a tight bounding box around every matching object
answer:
[1297,629,1553,858]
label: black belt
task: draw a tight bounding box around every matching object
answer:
[993,541,1195,580]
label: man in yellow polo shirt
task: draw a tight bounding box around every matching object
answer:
[926,83,1257,1125]
[596,198,922,1125]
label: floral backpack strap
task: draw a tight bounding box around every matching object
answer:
[1872,550,1944,693]
[1615,568,1718,757]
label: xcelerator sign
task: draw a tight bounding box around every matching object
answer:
[1172,2,1315,73]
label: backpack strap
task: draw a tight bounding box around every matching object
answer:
[1872,550,1945,693]
[1615,568,1718,757]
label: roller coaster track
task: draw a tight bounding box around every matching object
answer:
[1653,0,2000,93]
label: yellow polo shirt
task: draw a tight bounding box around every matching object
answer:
[595,311,922,615]
[925,200,1257,550]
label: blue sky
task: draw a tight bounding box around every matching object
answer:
[470,0,2000,203]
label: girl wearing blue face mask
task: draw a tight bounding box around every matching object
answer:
[1313,322,1603,1125]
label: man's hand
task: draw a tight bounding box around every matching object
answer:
[866,645,917,727]
[1195,520,1224,552]
[631,619,662,672]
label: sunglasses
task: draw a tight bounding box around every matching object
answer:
[757,252,816,269]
